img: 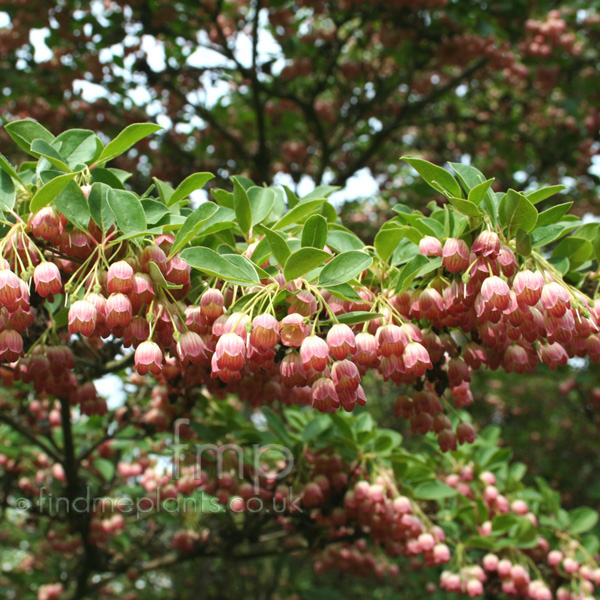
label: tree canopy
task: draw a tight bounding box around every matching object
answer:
[1,0,599,206]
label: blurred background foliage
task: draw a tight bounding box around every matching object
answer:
[1,0,600,597]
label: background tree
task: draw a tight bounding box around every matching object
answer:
[1,1,600,599]
[1,0,599,206]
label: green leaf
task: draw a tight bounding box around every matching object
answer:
[394,254,430,293]
[181,247,261,285]
[142,199,170,224]
[301,415,332,443]
[5,119,54,154]
[323,283,363,302]
[95,458,115,481]
[30,172,77,212]
[526,184,566,205]
[374,224,408,263]
[326,230,364,253]
[536,202,573,228]
[88,182,116,232]
[54,181,90,230]
[0,152,23,184]
[498,189,538,235]
[106,189,147,237]
[449,162,487,191]
[168,172,215,206]
[232,176,252,236]
[413,480,458,500]
[211,188,233,208]
[492,514,520,533]
[91,167,125,189]
[516,229,532,256]
[224,254,265,282]
[153,177,175,204]
[355,412,374,433]
[531,222,579,247]
[447,196,482,217]
[30,139,71,172]
[552,237,593,269]
[403,156,462,197]
[301,214,328,249]
[170,202,219,256]
[303,185,340,199]
[193,206,237,237]
[248,187,275,225]
[262,407,293,446]
[319,251,373,286]
[283,185,299,209]
[568,507,598,535]
[571,222,600,242]
[450,163,498,223]
[334,311,384,326]
[0,170,16,212]
[370,429,402,456]
[97,123,162,163]
[260,226,291,267]
[53,129,103,167]
[468,178,495,205]
[283,248,331,281]
[274,199,327,230]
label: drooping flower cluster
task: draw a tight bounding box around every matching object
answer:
[2,201,599,456]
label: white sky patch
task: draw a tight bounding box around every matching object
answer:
[74,80,109,102]
[141,35,166,71]
[330,168,379,204]
[0,12,9,28]
[30,28,53,62]
[94,374,127,410]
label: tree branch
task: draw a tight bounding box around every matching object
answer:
[332,57,489,186]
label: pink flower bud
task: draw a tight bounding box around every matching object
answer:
[538,342,568,370]
[68,300,97,337]
[0,329,23,362]
[30,207,63,242]
[280,352,307,388]
[300,335,330,371]
[326,323,356,360]
[134,340,163,375]
[280,313,309,347]
[481,276,511,311]
[402,342,432,376]
[354,332,379,367]
[140,244,168,274]
[250,314,280,350]
[177,331,207,365]
[107,260,134,294]
[0,269,22,308]
[541,282,570,317]
[472,230,501,258]
[201,288,224,322]
[438,429,457,452]
[311,377,339,412]
[483,553,499,572]
[456,422,476,445]
[287,289,318,316]
[215,332,246,371]
[375,324,407,357]
[106,293,133,328]
[33,262,62,297]
[419,235,442,257]
[513,270,545,306]
[331,359,361,392]
[165,255,191,286]
[442,238,470,273]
